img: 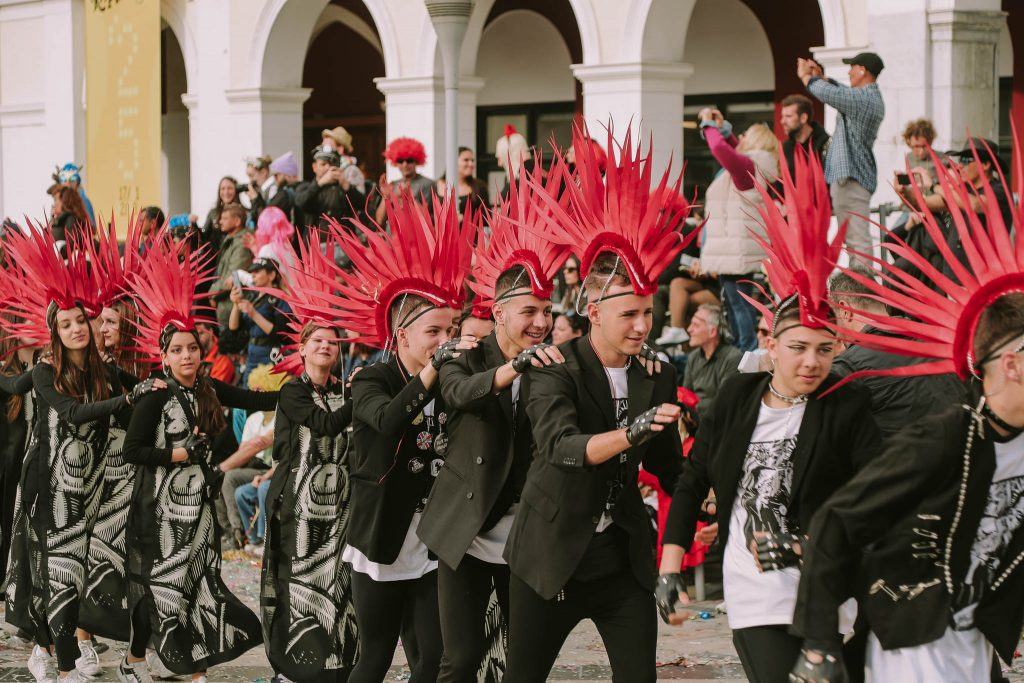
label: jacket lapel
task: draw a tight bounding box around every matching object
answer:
[949,435,997,584]
[713,374,768,502]
[789,395,824,498]
[572,336,616,429]
[483,334,514,426]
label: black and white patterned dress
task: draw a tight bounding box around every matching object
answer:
[124,379,277,674]
[3,366,39,634]
[261,374,357,681]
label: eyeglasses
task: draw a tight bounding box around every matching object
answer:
[396,158,417,165]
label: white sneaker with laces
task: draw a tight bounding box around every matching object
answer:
[654,326,689,346]
[75,638,103,677]
[28,645,58,683]
[145,649,180,680]
[117,656,155,683]
[60,670,93,682]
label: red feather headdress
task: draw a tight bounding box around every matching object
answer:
[831,137,1024,380]
[383,137,427,166]
[86,215,153,308]
[127,239,215,363]
[531,124,695,297]
[743,150,844,336]
[0,224,100,344]
[470,157,573,311]
[312,190,475,349]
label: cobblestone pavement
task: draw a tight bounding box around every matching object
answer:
[0,551,1020,681]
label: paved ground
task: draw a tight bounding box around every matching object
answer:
[0,551,1020,682]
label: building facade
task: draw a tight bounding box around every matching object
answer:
[0,0,1019,221]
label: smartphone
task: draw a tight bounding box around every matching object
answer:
[231,272,243,291]
[678,254,699,271]
[896,173,911,185]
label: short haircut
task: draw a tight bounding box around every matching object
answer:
[221,202,247,224]
[781,94,814,120]
[141,206,165,227]
[495,265,529,303]
[695,303,723,335]
[584,252,631,300]
[828,272,887,314]
[974,292,1024,372]
[389,293,433,332]
[902,118,937,145]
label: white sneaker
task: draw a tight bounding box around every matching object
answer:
[655,326,689,346]
[117,656,155,683]
[193,676,208,683]
[145,649,180,680]
[28,645,58,683]
[75,638,103,677]
[60,670,92,682]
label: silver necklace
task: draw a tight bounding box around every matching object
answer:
[768,382,809,405]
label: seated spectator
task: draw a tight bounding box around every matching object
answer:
[196,322,236,385]
[553,256,582,314]
[228,257,292,384]
[295,147,364,235]
[829,272,968,437]
[551,312,589,346]
[217,364,286,549]
[681,304,742,422]
[737,315,776,373]
[212,202,255,327]
[899,118,942,190]
[655,215,719,347]
[235,465,274,555]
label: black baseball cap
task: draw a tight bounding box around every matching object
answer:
[842,52,884,77]
[248,257,280,274]
[950,137,1006,173]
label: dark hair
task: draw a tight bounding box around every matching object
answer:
[902,118,937,145]
[973,293,1024,374]
[214,176,239,217]
[141,206,166,228]
[495,265,530,302]
[221,202,247,225]
[0,315,25,422]
[106,300,150,380]
[46,303,111,403]
[781,94,814,120]
[561,312,590,335]
[584,252,631,299]
[389,294,433,332]
[161,326,226,434]
[828,272,887,314]
[55,186,89,227]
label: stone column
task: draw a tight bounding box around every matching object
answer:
[457,77,485,154]
[572,62,691,182]
[375,76,445,180]
[224,86,312,161]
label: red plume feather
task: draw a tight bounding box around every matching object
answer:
[86,214,155,308]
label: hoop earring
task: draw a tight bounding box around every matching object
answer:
[766,356,776,376]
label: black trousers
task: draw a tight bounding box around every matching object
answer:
[350,569,442,683]
[732,625,803,683]
[505,571,656,683]
[437,555,510,683]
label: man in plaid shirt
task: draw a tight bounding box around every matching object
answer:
[799,52,885,274]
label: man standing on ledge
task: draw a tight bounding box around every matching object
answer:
[799,52,885,273]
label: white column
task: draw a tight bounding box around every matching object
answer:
[375,76,445,180]
[572,62,691,182]
[457,77,484,154]
[927,9,1004,149]
[224,86,312,161]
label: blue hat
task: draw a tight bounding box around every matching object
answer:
[57,163,82,184]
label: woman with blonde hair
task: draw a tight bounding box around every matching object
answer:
[692,110,779,352]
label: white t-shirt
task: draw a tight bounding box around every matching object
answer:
[343,512,437,582]
[595,366,629,533]
[724,400,806,630]
[467,377,523,564]
[867,431,1024,680]
[240,411,275,468]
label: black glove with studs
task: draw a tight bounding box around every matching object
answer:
[511,343,553,374]
[180,433,212,466]
[126,377,162,406]
[638,343,660,366]
[431,340,462,370]
[655,573,688,624]
[755,531,805,571]
[625,406,666,446]
[789,646,848,683]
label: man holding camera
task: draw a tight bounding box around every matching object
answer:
[294,146,363,235]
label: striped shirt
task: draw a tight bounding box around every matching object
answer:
[807,77,885,193]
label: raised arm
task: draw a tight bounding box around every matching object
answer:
[352,369,434,436]
[704,126,757,192]
[212,378,279,411]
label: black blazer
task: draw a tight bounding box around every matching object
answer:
[663,372,881,555]
[418,334,532,569]
[793,406,1024,665]
[504,335,682,599]
[348,358,447,564]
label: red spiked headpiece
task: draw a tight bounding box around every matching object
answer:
[317,190,474,348]
[532,125,695,297]
[0,224,100,344]
[127,239,215,363]
[470,157,572,311]
[744,150,844,337]
[87,215,152,308]
[384,137,427,166]
[832,138,1024,380]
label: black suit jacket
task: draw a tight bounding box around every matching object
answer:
[663,372,881,555]
[348,358,445,564]
[504,335,683,599]
[418,334,531,569]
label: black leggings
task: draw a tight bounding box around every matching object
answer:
[731,625,804,683]
[53,631,78,673]
[437,555,509,682]
[350,569,442,683]
[128,602,152,660]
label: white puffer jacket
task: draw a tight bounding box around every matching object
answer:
[700,149,778,276]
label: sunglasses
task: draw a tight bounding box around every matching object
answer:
[396,158,417,165]
[563,267,578,273]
